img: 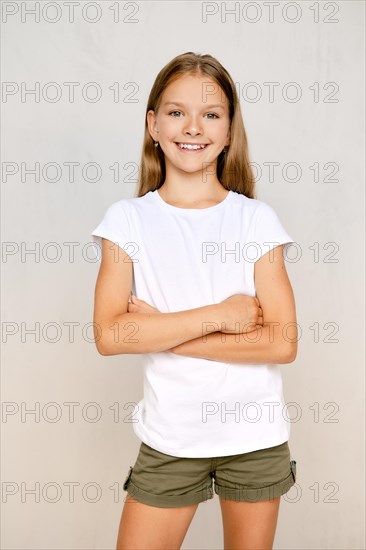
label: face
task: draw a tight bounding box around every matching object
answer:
[147,75,231,175]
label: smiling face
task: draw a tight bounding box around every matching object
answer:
[147,74,231,178]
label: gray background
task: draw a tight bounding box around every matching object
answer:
[2,1,365,549]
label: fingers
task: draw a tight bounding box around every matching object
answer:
[257,306,264,326]
[131,294,145,305]
[131,294,144,304]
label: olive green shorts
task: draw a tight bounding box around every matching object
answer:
[123,440,297,508]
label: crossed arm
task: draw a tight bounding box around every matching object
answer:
[169,326,296,364]
[94,240,298,365]
[127,245,297,365]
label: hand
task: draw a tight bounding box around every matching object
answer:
[127,294,183,353]
[218,294,263,334]
[126,294,185,354]
[127,293,160,314]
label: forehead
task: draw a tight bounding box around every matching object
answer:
[161,75,228,110]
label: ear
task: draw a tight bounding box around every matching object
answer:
[147,110,159,142]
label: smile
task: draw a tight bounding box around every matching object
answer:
[175,142,209,152]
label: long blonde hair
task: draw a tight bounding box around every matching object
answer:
[136,52,256,199]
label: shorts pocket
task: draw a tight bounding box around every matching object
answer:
[123,466,133,491]
[290,459,297,482]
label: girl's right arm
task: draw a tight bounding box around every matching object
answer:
[93,239,222,356]
[93,239,260,356]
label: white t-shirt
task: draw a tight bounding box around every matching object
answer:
[91,189,295,458]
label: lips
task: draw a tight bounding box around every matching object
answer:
[175,142,210,152]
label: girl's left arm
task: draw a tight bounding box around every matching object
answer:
[170,244,298,364]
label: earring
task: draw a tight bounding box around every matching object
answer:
[223,146,227,153]
[154,141,159,148]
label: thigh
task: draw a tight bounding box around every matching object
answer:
[214,441,297,502]
[123,442,214,508]
[216,442,296,549]
[219,495,281,550]
[116,495,199,550]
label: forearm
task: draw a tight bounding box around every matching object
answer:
[98,305,220,356]
[171,323,298,364]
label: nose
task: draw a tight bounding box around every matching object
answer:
[184,127,202,136]
[183,115,202,136]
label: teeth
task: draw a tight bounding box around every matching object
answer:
[177,143,207,150]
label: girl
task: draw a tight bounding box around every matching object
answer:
[91,52,298,550]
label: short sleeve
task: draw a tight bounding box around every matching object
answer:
[90,201,130,263]
[251,201,295,262]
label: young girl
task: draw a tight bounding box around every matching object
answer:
[91,52,298,550]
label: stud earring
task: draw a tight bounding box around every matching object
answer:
[223,146,227,153]
[154,141,159,148]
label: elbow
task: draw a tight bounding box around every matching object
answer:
[93,317,128,356]
[281,342,298,364]
[94,338,128,356]
[93,322,108,355]
[94,337,136,356]
[277,322,298,364]
[93,315,145,356]
[94,338,109,356]
[94,330,119,356]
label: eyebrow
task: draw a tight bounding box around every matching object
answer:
[163,101,225,111]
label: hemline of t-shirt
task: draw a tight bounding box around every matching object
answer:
[133,429,290,458]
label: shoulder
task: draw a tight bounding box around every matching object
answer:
[111,192,153,213]
[230,191,276,220]
[102,192,152,218]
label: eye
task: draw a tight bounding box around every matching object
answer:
[168,111,219,119]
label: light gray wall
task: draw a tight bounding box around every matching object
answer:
[2,1,364,549]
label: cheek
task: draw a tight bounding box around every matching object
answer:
[160,118,178,133]
[209,121,229,137]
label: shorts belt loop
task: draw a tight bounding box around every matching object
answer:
[290,459,297,482]
[123,466,133,491]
